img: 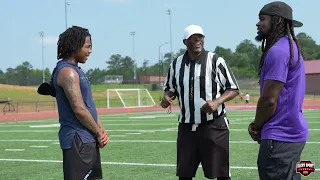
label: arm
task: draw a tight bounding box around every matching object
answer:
[163,62,176,97]
[216,90,239,105]
[216,56,240,104]
[253,80,284,130]
[253,47,288,131]
[97,119,103,128]
[201,57,239,113]
[164,91,175,99]
[161,62,177,107]
[97,119,106,132]
[57,67,102,136]
[97,118,109,148]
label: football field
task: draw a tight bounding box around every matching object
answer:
[0,110,319,179]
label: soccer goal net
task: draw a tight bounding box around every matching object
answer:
[106,89,156,108]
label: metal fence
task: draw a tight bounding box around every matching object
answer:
[1,94,320,114]
[1,99,107,114]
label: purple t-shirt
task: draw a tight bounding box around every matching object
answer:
[259,36,309,142]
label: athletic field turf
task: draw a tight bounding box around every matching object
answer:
[0,110,318,179]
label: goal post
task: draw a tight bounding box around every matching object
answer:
[106,89,156,108]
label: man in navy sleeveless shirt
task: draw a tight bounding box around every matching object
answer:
[52,26,109,180]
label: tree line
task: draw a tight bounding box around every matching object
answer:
[1,32,319,86]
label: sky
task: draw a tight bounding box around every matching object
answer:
[1,0,319,72]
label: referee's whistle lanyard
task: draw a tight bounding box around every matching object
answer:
[83,170,92,180]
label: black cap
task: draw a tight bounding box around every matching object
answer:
[37,81,56,97]
[259,1,303,28]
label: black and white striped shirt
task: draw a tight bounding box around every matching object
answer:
[164,50,239,124]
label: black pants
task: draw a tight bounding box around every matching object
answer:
[62,132,103,180]
[176,115,230,179]
[257,140,305,180]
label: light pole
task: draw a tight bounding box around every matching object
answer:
[158,42,168,85]
[130,31,137,84]
[65,0,70,29]
[166,9,173,63]
[39,31,45,83]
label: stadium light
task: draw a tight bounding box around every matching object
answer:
[39,31,45,83]
[158,42,168,85]
[130,31,137,84]
[65,0,70,29]
[166,9,173,63]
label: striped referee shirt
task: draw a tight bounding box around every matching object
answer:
[164,49,239,124]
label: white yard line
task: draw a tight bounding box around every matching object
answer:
[231,121,320,124]
[27,123,178,128]
[1,118,320,127]
[29,146,49,148]
[0,158,318,171]
[29,124,60,128]
[110,135,127,137]
[103,140,320,144]
[101,119,174,122]
[2,128,320,133]
[128,115,177,118]
[1,139,320,144]
[0,125,35,127]
[0,139,58,142]
[0,119,58,125]
[0,130,58,132]
[99,111,172,117]
[99,123,178,126]
[5,149,25,152]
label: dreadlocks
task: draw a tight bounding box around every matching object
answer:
[57,26,92,60]
[258,16,303,82]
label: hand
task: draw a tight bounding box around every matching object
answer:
[99,125,109,148]
[160,95,173,108]
[97,129,110,148]
[248,122,261,143]
[200,100,220,115]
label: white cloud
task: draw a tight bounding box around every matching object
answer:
[39,36,59,45]
[104,0,129,4]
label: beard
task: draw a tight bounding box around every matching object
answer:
[255,30,265,42]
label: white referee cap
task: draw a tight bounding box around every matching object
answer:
[183,25,205,40]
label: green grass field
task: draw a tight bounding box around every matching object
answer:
[0,110,319,179]
[0,83,264,113]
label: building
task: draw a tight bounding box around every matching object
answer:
[305,60,320,95]
[139,74,166,84]
[102,75,123,84]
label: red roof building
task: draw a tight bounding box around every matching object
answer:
[304,60,320,95]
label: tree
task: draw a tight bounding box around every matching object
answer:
[106,54,123,72]
[1,32,318,85]
[105,54,135,79]
[235,39,261,70]
[296,33,320,60]
[214,46,235,65]
[0,69,5,84]
[15,61,33,86]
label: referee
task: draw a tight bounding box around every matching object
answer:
[161,25,239,180]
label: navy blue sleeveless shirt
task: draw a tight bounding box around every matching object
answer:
[52,60,98,149]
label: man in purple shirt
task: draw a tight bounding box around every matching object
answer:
[248,1,309,180]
